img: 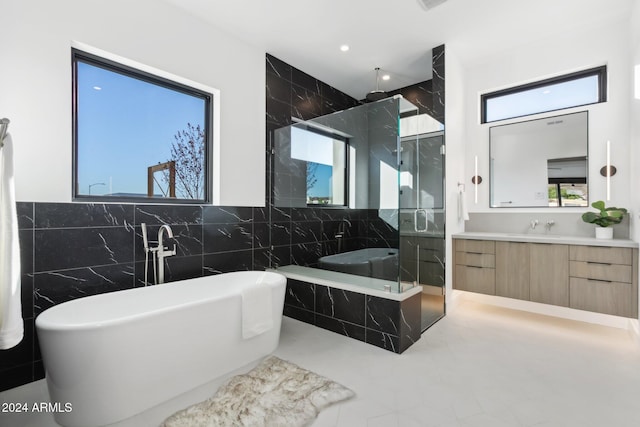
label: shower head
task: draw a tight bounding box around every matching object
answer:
[365,67,389,102]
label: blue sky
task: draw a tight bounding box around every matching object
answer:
[307,163,333,198]
[76,61,205,196]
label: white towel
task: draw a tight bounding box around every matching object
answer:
[0,134,24,350]
[458,187,469,222]
[241,273,273,339]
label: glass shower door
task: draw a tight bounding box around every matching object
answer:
[399,131,446,331]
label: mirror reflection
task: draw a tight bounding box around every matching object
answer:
[490,111,589,208]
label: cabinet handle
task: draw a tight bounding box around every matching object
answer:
[586,261,612,266]
[466,265,484,269]
[587,278,612,283]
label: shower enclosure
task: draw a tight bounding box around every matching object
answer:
[271,95,446,331]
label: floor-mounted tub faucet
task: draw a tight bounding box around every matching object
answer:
[156,225,176,284]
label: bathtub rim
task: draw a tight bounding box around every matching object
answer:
[35,271,287,332]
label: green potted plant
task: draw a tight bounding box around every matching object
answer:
[581,200,627,239]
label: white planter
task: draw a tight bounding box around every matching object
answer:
[595,227,613,239]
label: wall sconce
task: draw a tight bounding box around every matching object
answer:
[471,155,482,204]
[599,140,616,201]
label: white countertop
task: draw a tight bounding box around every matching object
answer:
[452,232,638,248]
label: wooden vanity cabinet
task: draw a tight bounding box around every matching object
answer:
[453,240,495,295]
[568,246,638,317]
[530,243,569,306]
[453,237,638,318]
[495,241,530,300]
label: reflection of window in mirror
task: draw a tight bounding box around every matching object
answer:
[72,49,213,202]
[547,157,588,207]
[290,127,347,206]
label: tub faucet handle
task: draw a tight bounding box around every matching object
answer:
[530,219,539,230]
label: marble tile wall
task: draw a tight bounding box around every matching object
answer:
[284,278,421,353]
[0,202,267,392]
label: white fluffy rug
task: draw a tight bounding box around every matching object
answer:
[161,356,355,427]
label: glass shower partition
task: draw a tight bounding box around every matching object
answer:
[271,96,421,294]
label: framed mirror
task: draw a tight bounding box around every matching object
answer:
[489,111,588,208]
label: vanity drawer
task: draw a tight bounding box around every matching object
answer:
[569,261,632,283]
[454,265,495,295]
[455,252,495,268]
[455,239,495,254]
[569,245,632,265]
[569,277,635,318]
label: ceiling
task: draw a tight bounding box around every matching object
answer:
[161,0,633,100]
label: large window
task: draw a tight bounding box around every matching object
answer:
[290,126,347,206]
[73,49,213,202]
[481,66,606,123]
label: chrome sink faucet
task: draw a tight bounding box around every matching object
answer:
[156,225,176,284]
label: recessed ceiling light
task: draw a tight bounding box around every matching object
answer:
[382,74,390,81]
[340,45,350,52]
[542,90,551,94]
[93,86,102,91]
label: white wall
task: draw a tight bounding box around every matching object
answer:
[630,0,640,327]
[0,0,265,206]
[462,18,632,215]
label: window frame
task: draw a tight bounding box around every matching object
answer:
[71,48,214,204]
[291,123,349,208]
[481,66,607,124]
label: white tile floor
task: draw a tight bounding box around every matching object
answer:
[2,299,640,426]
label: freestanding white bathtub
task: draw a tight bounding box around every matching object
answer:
[35,271,286,427]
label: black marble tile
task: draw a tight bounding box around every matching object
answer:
[203,250,252,275]
[271,207,292,222]
[315,314,366,342]
[291,207,322,222]
[19,229,33,274]
[266,72,291,105]
[33,360,45,382]
[291,243,322,267]
[399,293,422,347]
[252,248,271,271]
[283,304,315,325]
[0,319,32,370]
[268,246,291,268]
[292,221,322,245]
[291,67,321,94]
[134,204,202,226]
[203,223,253,254]
[161,255,204,283]
[366,296,400,335]
[366,329,400,353]
[270,221,291,247]
[21,274,33,320]
[266,54,291,81]
[0,363,33,392]
[17,202,34,229]
[253,222,269,249]
[35,203,134,229]
[253,207,268,223]
[33,263,135,315]
[202,206,253,224]
[316,285,366,326]
[285,279,315,311]
[34,227,134,272]
[267,97,292,127]
[292,84,323,119]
